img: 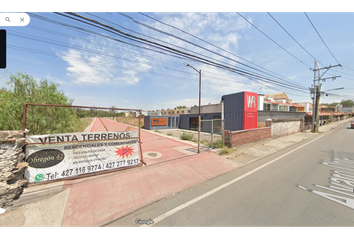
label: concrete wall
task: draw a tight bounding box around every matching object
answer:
[0,131,28,209]
[190,103,221,114]
[269,118,304,138]
[258,111,307,122]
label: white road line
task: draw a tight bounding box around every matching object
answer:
[298,185,308,191]
[143,129,332,227]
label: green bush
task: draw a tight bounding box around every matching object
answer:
[180,132,194,141]
[219,149,230,155]
[219,147,236,155]
[0,72,85,135]
[167,133,173,136]
[212,139,224,148]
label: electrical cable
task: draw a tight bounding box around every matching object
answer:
[58,12,309,91]
[132,12,309,90]
[25,12,312,94]
[267,12,320,63]
[237,12,313,69]
[304,12,341,65]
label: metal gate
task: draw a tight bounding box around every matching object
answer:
[200,118,225,149]
[22,103,145,184]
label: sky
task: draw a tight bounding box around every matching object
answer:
[2,1,354,112]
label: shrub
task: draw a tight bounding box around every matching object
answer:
[167,133,173,136]
[219,149,230,155]
[180,132,194,141]
[219,147,236,155]
[212,139,224,148]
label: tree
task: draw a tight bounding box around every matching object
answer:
[110,105,117,118]
[0,72,84,135]
[340,99,354,108]
[176,105,186,109]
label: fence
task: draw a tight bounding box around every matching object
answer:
[200,119,225,149]
[22,103,145,184]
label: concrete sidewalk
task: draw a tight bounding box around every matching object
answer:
[0,118,237,227]
[0,117,352,227]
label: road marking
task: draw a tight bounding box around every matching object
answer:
[143,129,333,227]
[298,185,308,191]
[299,150,354,210]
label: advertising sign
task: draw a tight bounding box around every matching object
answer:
[25,131,140,183]
[243,91,258,112]
[243,111,258,130]
[151,118,167,126]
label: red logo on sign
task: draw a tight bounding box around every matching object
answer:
[115,145,135,159]
[244,92,258,111]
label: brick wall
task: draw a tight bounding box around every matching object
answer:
[224,127,271,147]
[225,118,303,147]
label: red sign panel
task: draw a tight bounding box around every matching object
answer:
[243,91,258,112]
[243,111,258,130]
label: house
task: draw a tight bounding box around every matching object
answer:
[295,102,313,112]
[160,107,191,115]
[263,93,306,112]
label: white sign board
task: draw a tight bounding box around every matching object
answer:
[25,131,140,183]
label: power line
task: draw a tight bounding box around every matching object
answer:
[304,12,341,65]
[7,45,194,83]
[117,13,304,88]
[237,12,312,69]
[138,12,308,89]
[9,43,310,95]
[26,12,310,94]
[267,12,319,62]
[54,12,309,92]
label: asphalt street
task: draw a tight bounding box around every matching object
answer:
[105,123,354,227]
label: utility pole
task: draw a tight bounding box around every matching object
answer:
[315,84,321,132]
[311,60,341,132]
[311,60,320,132]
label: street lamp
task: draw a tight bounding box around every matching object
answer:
[184,62,201,154]
[321,87,344,96]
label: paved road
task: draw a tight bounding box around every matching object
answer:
[105,123,354,227]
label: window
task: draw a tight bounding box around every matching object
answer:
[189,117,203,131]
[176,117,179,128]
[289,106,297,112]
[172,117,175,127]
[271,104,278,111]
[263,103,271,111]
[177,111,179,114]
[182,110,184,113]
[213,116,221,134]
[279,105,289,111]
[168,117,171,127]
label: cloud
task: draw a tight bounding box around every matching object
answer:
[136,13,254,94]
[146,12,249,57]
[57,35,152,85]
